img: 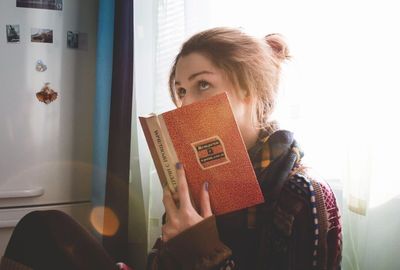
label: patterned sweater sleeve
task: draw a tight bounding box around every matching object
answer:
[319,182,342,270]
[146,216,234,270]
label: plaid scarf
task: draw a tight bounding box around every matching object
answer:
[247,129,307,270]
[248,129,304,203]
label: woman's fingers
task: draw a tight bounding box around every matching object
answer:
[175,162,192,209]
[162,186,177,219]
[200,181,212,218]
[162,166,211,241]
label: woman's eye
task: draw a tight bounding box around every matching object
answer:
[177,88,186,98]
[198,80,210,91]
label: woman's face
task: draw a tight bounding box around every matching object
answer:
[174,52,251,127]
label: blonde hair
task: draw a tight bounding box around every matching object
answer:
[169,27,290,131]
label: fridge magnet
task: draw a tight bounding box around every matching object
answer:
[67,31,79,49]
[17,0,63,11]
[36,82,58,104]
[6,24,20,43]
[31,28,53,43]
[35,60,47,72]
[67,31,88,50]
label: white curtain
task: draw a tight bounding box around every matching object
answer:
[132,0,400,269]
[130,1,186,268]
[133,0,215,257]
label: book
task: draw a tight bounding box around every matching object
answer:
[139,93,264,215]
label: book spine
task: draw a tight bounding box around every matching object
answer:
[157,114,180,169]
[159,115,199,209]
[139,115,178,193]
[155,115,179,192]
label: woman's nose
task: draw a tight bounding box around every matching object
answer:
[180,93,197,107]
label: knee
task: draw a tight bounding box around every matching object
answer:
[16,210,69,231]
[5,210,67,257]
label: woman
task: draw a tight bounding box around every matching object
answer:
[0,27,341,270]
[146,27,342,270]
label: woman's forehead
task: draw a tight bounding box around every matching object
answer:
[175,53,218,80]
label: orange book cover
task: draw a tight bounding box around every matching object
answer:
[139,93,264,215]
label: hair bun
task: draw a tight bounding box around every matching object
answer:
[265,33,290,61]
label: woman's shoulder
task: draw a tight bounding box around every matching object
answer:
[282,163,341,230]
[287,163,336,197]
[279,163,339,215]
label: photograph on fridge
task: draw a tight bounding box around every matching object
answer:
[67,31,79,49]
[6,24,20,43]
[31,28,53,43]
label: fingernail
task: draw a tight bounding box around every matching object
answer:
[204,181,209,191]
[175,162,182,169]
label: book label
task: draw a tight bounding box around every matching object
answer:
[191,136,230,170]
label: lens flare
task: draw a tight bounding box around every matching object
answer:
[90,206,119,236]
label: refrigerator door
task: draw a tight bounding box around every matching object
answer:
[0,0,98,208]
[0,163,92,208]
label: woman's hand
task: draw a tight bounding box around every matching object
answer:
[161,162,212,242]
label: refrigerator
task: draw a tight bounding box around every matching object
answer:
[0,0,98,255]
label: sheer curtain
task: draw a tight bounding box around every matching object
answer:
[130,0,186,268]
[132,0,400,269]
